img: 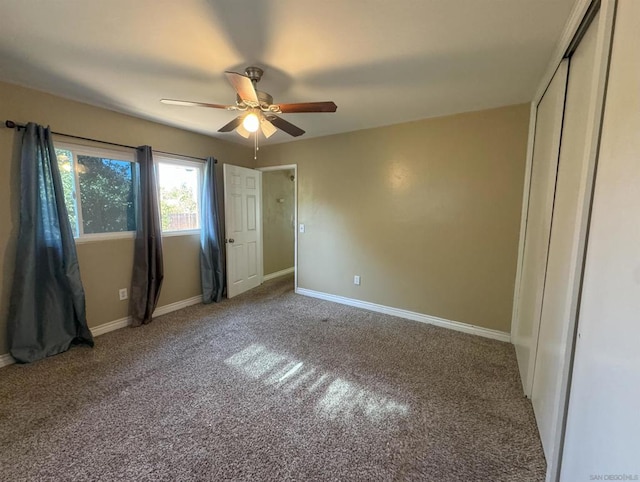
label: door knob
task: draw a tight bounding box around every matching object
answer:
[228,238,235,243]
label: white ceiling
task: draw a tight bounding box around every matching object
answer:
[0,0,576,145]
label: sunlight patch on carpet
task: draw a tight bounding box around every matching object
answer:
[224,344,408,422]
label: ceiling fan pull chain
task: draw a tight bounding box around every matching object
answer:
[254,130,258,160]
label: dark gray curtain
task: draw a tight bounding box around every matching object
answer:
[200,157,224,303]
[130,146,164,326]
[8,123,94,363]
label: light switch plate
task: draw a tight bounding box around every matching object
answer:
[299,224,305,233]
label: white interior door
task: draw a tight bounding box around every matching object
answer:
[513,59,568,396]
[223,164,263,298]
[530,11,600,469]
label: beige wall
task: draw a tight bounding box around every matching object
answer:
[0,81,252,353]
[257,104,529,332]
[262,169,295,275]
[0,80,529,353]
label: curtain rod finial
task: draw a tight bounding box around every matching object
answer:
[5,120,17,129]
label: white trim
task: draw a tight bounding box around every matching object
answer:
[54,140,136,163]
[296,287,511,343]
[257,164,298,291]
[53,137,135,158]
[74,231,135,244]
[154,154,204,168]
[152,294,202,318]
[0,353,15,368]
[263,267,294,281]
[510,101,537,347]
[532,0,593,104]
[90,315,131,337]
[0,294,203,368]
[92,295,203,336]
[161,229,201,238]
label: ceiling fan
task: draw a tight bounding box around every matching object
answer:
[161,66,337,139]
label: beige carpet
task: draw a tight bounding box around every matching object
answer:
[0,275,545,481]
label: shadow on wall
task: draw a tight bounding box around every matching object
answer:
[225,343,408,423]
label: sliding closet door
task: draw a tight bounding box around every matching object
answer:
[530,11,601,469]
[513,60,568,394]
[561,0,640,477]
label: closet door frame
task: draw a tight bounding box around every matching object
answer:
[510,0,616,403]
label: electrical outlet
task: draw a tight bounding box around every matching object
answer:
[354,275,361,285]
[119,288,128,301]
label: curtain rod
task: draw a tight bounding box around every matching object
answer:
[4,120,215,163]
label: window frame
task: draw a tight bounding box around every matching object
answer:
[154,153,204,237]
[54,141,137,244]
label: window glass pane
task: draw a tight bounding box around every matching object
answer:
[158,163,200,232]
[55,148,79,237]
[77,155,135,234]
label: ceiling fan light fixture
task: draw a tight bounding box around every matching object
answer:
[243,112,260,132]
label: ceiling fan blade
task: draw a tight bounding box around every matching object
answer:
[276,101,337,113]
[218,115,244,132]
[161,99,233,109]
[266,115,305,137]
[261,119,277,138]
[225,71,259,104]
[236,124,251,139]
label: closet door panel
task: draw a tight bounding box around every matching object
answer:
[561,0,640,478]
[513,60,568,394]
[531,11,600,464]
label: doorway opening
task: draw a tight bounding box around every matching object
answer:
[258,165,298,290]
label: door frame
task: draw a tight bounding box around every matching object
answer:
[256,164,298,291]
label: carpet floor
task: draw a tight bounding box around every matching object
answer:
[0,275,545,481]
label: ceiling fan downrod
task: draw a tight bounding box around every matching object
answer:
[244,66,264,84]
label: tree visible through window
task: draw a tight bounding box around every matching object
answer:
[77,155,135,234]
[55,145,136,238]
[54,145,202,238]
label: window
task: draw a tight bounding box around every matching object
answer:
[55,144,136,240]
[55,144,202,240]
[156,156,202,234]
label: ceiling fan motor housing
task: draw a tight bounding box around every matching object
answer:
[236,90,274,110]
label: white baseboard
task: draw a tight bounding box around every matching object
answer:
[152,294,202,318]
[295,287,511,343]
[92,294,202,336]
[263,267,295,281]
[0,353,14,368]
[0,294,203,368]
[90,316,131,337]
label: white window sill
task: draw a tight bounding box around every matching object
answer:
[74,231,135,244]
[73,229,201,243]
[162,229,201,238]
